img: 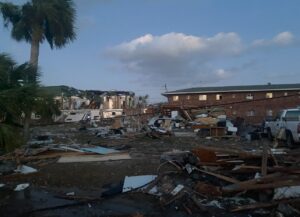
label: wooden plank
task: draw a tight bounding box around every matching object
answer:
[222,172,283,192]
[231,198,300,212]
[57,153,131,163]
[195,168,240,184]
[223,176,300,192]
[261,143,268,177]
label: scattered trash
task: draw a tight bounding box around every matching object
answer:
[274,186,300,200]
[66,192,75,196]
[170,184,184,196]
[14,165,38,174]
[122,175,157,193]
[14,183,30,191]
[28,135,53,146]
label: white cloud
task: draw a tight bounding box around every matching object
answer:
[110,32,243,61]
[273,31,294,45]
[252,31,294,47]
[107,31,295,87]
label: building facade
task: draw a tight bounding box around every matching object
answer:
[162,83,300,124]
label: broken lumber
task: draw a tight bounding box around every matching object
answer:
[194,168,240,184]
[231,198,300,212]
[223,177,300,193]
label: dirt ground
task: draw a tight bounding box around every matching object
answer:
[0,123,283,217]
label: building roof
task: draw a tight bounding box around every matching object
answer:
[163,83,300,95]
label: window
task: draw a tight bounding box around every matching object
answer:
[186,95,190,100]
[173,95,179,101]
[266,92,273,98]
[232,94,236,98]
[266,110,273,116]
[284,92,288,96]
[246,110,255,116]
[216,94,222,100]
[285,110,300,121]
[199,95,207,101]
[246,93,253,100]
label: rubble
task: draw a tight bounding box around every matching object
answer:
[1,112,300,216]
[117,145,300,216]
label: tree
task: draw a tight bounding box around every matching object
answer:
[137,95,149,107]
[0,0,76,69]
[0,53,60,150]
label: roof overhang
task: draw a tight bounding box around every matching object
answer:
[162,88,300,96]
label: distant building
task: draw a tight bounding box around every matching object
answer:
[101,91,135,109]
[162,83,300,123]
[85,90,135,118]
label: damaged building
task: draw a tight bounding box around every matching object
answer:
[86,90,135,118]
[162,83,300,124]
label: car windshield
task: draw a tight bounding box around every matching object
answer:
[285,110,300,121]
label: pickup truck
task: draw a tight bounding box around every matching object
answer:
[264,108,300,147]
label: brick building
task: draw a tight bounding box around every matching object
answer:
[162,83,300,124]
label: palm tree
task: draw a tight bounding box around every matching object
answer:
[0,0,76,69]
[0,53,60,147]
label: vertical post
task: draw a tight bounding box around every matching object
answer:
[261,142,268,177]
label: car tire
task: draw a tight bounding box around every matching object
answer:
[286,131,294,148]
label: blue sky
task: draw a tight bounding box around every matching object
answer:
[1,0,300,102]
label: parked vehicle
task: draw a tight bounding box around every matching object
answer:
[264,108,300,147]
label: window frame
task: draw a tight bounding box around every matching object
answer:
[266,92,273,98]
[216,94,222,100]
[172,95,179,101]
[199,94,207,101]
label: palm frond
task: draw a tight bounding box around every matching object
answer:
[0,2,21,27]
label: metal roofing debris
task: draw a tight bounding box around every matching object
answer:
[163,83,300,95]
[58,146,85,153]
[14,183,30,191]
[122,175,157,193]
[14,165,38,174]
[81,146,120,155]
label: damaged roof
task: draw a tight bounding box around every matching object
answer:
[163,83,300,95]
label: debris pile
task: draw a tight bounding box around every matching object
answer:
[146,109,239,139]
[121,145,300,216]
[0,142,131,167]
